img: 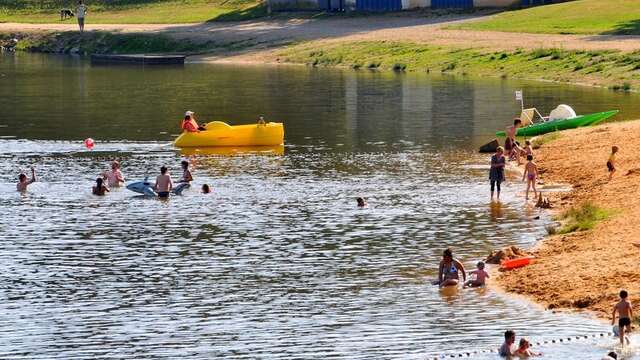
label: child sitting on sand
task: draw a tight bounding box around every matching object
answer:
[464,261,489,288]
[607,145,619,180]
[17,168,36,192]
[516,338,541,357]
[92,178,110,196]
[522,155,538,200]
[612,289,633,347]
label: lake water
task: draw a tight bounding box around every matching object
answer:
[1,53,640,359]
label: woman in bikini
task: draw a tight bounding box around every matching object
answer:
[437,248,467,288]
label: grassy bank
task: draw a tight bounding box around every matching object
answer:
[0,0,265,24]
[453,0,640,35]
[1,31,211,54]
[277,41,640,90]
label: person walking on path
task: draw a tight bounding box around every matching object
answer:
[76,0,87,32]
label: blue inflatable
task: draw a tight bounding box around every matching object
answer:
[126,177,190,197]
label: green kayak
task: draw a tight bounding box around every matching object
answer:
[496,110,618,137]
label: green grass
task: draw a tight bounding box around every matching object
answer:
[0,0,265,24]
[277,41,640,89]
[556,202,612,234]
[453,0,640,35]
[531,132,561,150]
[3,30,210,54]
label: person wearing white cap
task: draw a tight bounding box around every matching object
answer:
[180,110,205,132]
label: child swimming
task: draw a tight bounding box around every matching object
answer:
[522,154,538,200]
[92,177,110,196]
[516,338,541,357]
[464,261,489,288]
[607,145,619,180]
[155,166,173,198]
[612,289,633,347]
[357,197,367,207]
[17,168,36,192]
[202,184,211,194]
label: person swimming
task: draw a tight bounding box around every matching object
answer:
[155,166,173,198]
[92,177,110,196]
[201,184,211,194]
[17,168,36,192]
[356,197,367,207]
[102,160,124,187]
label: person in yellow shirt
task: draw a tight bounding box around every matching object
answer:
[607,145,619,180]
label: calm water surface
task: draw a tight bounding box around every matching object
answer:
[1,53,640,359]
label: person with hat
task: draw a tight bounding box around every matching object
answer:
[181,111,206,132]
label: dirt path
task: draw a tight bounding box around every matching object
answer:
[2,14,640,63]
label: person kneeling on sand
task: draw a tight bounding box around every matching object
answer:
[612,289,633,347]
[516,338,541,357]
[437,248,466,288]
[499,330,516,357]
[464,261,489,288]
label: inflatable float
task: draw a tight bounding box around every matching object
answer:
[126,177,190,197]
[179,144,284,156]
[501,257,534,270]
[174,121,284,148]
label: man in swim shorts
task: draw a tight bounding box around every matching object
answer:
[155,166,173,198]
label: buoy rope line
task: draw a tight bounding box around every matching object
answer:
[428,331,618,359]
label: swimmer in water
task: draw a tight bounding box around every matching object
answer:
[437,248,466,288]
[357,197,367,207]
[17,168,36,192]
[202,184,211,194]
[516,338,541,357]
[178,160,193,183]
[92,177,110,196]
[102,160,124,187]
[155,166,173,199]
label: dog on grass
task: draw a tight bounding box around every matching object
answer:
[60,9,74,21]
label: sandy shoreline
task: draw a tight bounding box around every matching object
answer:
[495,120,640,321]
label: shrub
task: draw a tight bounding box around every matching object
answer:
[557,202,611,234]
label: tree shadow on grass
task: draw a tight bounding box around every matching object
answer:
[208,3,267,22]
[603,19,640,36]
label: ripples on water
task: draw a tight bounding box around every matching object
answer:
[3,53,639,359]
[0,140,617,359]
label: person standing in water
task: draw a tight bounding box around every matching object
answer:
[612,289,633,347]
[155,166,173,198]
[522,154,538,201]
[505,119,523,164]
[102,160,125,187]
[178,160,193,183]
[437,248,466,288]
[76,0,87,32]
[92,178,109,196]
[17,168,36,192]
[490,146,506,201]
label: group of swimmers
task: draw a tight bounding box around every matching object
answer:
[16,159,212,197]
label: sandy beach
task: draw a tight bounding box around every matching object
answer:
[497,120,640,320]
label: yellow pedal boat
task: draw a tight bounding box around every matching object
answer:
[174,121,284,148]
